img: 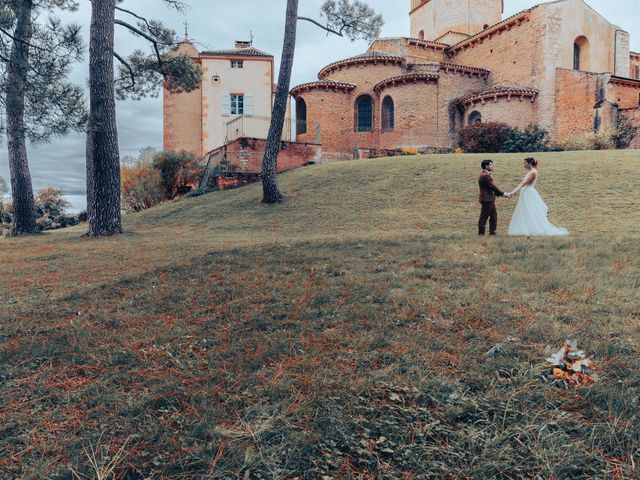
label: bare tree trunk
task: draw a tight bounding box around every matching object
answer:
[261,0,299,204]
[85,0,122,237]
[6,0,38,236]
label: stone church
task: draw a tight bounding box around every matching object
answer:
[291,0,640,158]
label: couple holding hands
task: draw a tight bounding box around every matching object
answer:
[478,157,568,237]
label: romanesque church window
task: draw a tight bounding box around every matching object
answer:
[356,95,373,132]
[573,36,589,71]
[382,96,394,131]
[296,98,307,135]
[469,111,482,125]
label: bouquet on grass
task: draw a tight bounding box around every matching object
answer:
[544,340,598,386]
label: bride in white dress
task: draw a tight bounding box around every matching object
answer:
[507,157,568,237]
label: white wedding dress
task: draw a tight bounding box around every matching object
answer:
[508,176,568,237]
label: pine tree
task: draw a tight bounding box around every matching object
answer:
[262,0,383,203]
[85,0,200,237]
[0,0,85,236]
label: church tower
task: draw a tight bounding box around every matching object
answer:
[410,0,503,43]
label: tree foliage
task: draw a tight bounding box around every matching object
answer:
[318,0,383,41]
[0,0,85,235]
[0,0,86,143]
[121,161,163,212]
[35,187,70,216]
[152,150,200,200]
[112,3,201,101]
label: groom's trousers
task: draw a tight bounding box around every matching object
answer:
[479,202,498,235]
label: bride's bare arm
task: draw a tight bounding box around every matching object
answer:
[509,171,537,196]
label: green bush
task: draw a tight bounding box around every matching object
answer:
[501,124,551,153]
[152,150,201,200]
[457,122,514,153]
[611,115,638,149]
[36,187,70,217]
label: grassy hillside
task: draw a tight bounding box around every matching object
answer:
[1,151,640,479]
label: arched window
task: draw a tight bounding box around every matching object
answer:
[573,36,590,71]
[296,97,307,135]
[635,65,640,80]
[418,30,425,41]
[356,95,373,132]
[468,111,482,125]
[382,96,394,131]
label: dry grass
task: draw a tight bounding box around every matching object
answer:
[1,150,639,479]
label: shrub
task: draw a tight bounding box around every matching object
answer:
[121,162,164,212]
[501,124,551,153]
[611,115,638,149]
[152,150,201,200]
[36,187,70,216]
[457,122,514,153]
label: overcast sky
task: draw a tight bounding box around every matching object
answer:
[1,0,639,197]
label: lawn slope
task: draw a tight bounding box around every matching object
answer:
[1,151,639,479]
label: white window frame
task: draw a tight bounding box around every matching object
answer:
[231,60,244,69]
[231,94,244,115]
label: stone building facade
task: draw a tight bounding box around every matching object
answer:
[292,0,640,158]
[163,40,292,159]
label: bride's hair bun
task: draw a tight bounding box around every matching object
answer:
[524,157,538,166]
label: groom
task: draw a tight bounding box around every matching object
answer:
[478,159,509,236]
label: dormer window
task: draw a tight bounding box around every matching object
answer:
[231,60,244,69]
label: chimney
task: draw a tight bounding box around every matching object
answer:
[235,40,251,49]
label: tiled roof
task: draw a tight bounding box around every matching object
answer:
[458,85,539,105]
[200,47,273,58]
[318,51,404,79]
[373,73,439,94]
[290,80,357,96]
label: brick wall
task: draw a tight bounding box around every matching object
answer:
[219,137,321,174]
[450,15,542,87]
[438,71,488,141]
[322,63,405,89]
[294,89,354,154]
[410,0,502,40]
[555,69,600,139]
[608,79,640,110]
[163,42,203,159]
[463,97,537,130]
[377,80,439,149]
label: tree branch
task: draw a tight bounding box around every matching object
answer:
[113,51,135,90]
[114,18,164,65]
[297,16,344,37]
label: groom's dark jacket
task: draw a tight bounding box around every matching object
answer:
[478,171,505,203]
